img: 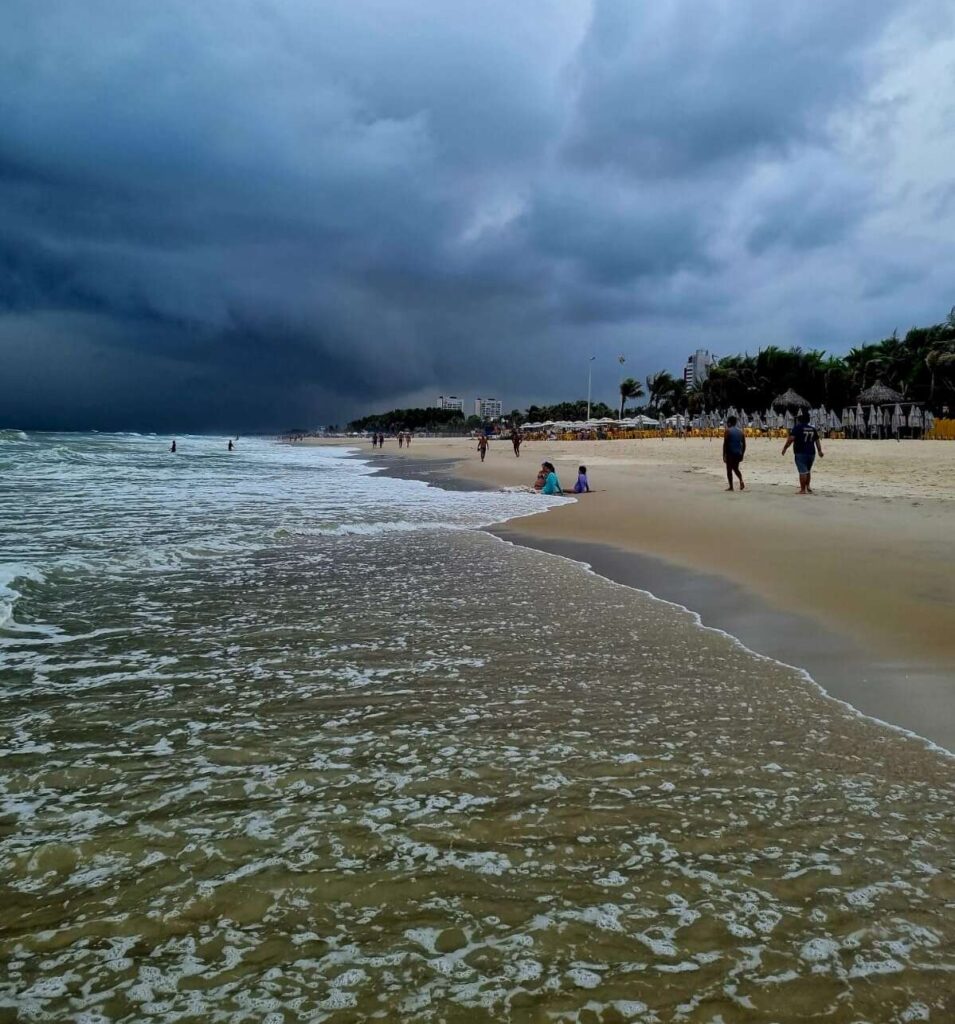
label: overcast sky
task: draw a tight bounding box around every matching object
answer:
[2,1,954,431]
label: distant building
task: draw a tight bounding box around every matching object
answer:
[437,395,464,412]
[683,349,714,388]
[474,397,503,420]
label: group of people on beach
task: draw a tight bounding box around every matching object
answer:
[723,410,824,494]
[532,463,589,495]
[371,432,412,449]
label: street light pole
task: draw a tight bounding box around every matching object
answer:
[587,355,596,421]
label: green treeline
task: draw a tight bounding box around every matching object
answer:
[657,309,955,417]
[348,309,955,430]
[348,407,466,432]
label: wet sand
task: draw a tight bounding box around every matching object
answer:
[327,437,955,752]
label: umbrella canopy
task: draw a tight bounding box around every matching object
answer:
[829,410,842,430]
[891,404,903,431]
[909,406,923,428]
[772,388,810,410]
[857,379,904,406]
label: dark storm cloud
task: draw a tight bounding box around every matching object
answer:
[1,0,954,430]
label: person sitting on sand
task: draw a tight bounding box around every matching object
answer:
[722,415,745,491]
[573,465,590,493]
[782,410,824,494]
[477,435,489,462]
[533,465,547,490]
[540,461,562,495]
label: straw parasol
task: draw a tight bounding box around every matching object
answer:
[857,379,904,406]
[772,388,810,410]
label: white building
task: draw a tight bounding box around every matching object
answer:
[474,397,503,420]
[683,349,715,388]
[437,395,464,412]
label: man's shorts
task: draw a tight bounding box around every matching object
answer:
[726,454,742,471]
[794,452,815,475]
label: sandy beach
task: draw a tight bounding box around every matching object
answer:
[330,436,955,751]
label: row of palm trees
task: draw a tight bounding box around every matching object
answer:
[624,309,955,418]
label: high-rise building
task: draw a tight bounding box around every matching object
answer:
[437,395,464,412]
[683,350,714,388]
[474,397,503,420]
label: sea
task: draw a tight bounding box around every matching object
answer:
[1,430,953,1023]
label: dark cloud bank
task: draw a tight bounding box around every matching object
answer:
[2,0,954,430]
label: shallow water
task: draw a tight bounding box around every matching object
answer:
[1,433,953,1022]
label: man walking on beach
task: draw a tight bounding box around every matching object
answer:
[511,429,522,457]
[722,415,745,491]
[477,434,489,463]
[782,411,824,494]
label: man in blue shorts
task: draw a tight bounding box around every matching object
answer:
[722,415,746,491]
[781,411,824,494]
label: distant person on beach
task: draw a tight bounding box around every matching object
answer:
[477,435,489,462]
[782,411,824,494]
[722,416,746,491]
[540,461,562,495]
[228,439,234,451]
[170,440,176,453]
[406,433,412,448]
[573,465,590,493]
[398,433,404,449]
[511,430,522,457]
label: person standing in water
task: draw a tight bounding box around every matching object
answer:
[477,434,489,463]
[722,415,745,491]
[228,439,234,451]
[782,410,824,494]
[170,440,177,453]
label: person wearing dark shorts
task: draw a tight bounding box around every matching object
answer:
[722,415,746,491]
[781,411,824,493]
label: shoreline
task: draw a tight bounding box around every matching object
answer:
[318,437,955,753]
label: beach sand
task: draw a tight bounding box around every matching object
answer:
[326,436,955,751]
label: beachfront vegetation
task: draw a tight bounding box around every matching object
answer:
[688,309,955,415]
[348,406,465,432]
[349,310,955,430]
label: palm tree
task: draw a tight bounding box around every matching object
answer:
[645,371,676,413]
[619,377,644,419]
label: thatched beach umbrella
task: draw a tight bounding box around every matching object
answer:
[857,380,904,407]
[772,388,810,411]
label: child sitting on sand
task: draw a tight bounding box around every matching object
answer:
[573,466,590,493]
[540,462,562,495]
[533,465,548,491]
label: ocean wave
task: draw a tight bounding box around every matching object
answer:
[0,428,29,442]
[0,563,46,630]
